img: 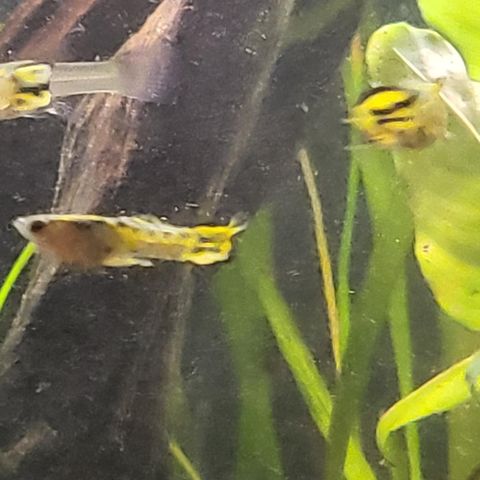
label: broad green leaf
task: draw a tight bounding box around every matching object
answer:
[418,0,480,80]
[377,351,480,454]
[364,23,480,330]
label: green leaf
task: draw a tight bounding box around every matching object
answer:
[364,22,480,331]
[235,210,376,480]
[214,254,284,480]
[0,242,36,315]
[326,30,414,480]
[377,351,480,454]
[169,440,203,480]
[418,0,480,80]
[388,273,423,480]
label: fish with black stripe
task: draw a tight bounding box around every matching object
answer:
[347,82,448,149]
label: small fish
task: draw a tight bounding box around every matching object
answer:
[0,48,174,120]
[12,213,247,269]
[347,83,448,149]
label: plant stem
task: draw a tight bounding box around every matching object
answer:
[0,243,36,315]
[325,155,413,480]
[297,147,341,372]
[169,440,202,480]
[337,158,360,358]
[389,272,423,480]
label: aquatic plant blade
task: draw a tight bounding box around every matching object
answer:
[377,352,480,454]
[236,210,376,480]
[214,259,284,480]
[169,440,203,480]
[325,31,413,480]
[0,242,36,315]
[337,33,365,360]
[388,273,423,480]
[297,148,341,372]
[418,0,480,80]
[440,318,480,480]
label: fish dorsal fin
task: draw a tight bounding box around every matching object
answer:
[115,215,167,230]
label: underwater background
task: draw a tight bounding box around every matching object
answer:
[0,0,479,479]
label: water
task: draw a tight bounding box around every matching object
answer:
[0,1,478,479]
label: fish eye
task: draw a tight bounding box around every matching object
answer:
[30,220,46,233]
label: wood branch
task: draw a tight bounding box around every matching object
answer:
[17,0,100,60]
[0,0,46,56]
[0,0,188,379]
[0,421,57,472]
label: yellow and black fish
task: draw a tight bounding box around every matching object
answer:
[0,62,53,118]
[347,83,448,149]
[13,213,247,269]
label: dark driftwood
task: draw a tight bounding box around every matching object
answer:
[0,0,361,478]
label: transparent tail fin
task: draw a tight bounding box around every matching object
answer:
[111,42,180,103]
[184,215,248,266]
[49,43,179,104]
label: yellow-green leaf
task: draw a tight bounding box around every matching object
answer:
[418,0,480,80]
[377,351,480,454]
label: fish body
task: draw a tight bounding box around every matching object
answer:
[13,214,247,269]
[0,49,174,120]
[348,83,448,149]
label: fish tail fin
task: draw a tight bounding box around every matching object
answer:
[49,54,178,104]
[49,50,181,104]
[183,214,248,266]
[226,212,249,235]
[108,0,187,103]
[49,0,186,104]
[110,41,181,103]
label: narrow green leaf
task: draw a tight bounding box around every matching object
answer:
[297,148,341,372]
[0,242,36,315]
[327,33,414,478]
[214,259,284,480]
[337,33,365,359]
[440,317,480,480]
[169,440,203,480]
[376,351,480,454]
[388,273,423,480]
[237,210,376,480]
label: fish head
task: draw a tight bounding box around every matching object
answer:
[12,215,49,242]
